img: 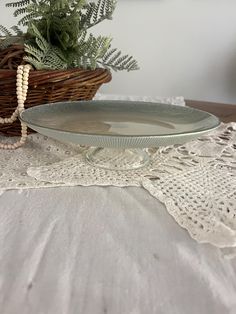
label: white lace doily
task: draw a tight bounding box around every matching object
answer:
[94,93,186,106]
[0,95,236,249]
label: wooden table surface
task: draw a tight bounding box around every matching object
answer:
[186,100,236,122]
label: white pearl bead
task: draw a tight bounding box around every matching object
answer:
[1,64,31,149]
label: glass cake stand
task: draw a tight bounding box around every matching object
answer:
[20,100,220,170]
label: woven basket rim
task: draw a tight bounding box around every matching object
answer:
[0,67,109,74]
[0,67,112,86]
[0,65,112,136]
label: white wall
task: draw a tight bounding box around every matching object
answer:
[1,0,236,103]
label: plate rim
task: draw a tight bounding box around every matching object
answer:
[20,100,221,138]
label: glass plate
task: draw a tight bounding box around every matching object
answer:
[20,100,220,148]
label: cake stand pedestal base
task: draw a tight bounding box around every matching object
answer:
[85,147,150,170]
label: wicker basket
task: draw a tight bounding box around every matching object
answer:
[0,65,111,136]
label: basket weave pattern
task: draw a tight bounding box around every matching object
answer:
[0,45,112,136]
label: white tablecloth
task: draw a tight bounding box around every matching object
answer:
[1,186,236,314]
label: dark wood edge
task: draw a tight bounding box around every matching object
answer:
[185,100,236,123]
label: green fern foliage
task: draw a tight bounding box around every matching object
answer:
[0,25,12,37]
[80,0,116,29]
[6,0,30,19]
[6,0,30,8]
[1,0,139,72]
[71,33,112,69]
[101,49,139,71]
[0,25,24,50]
[24,24,67,69]
[10,25,23,35]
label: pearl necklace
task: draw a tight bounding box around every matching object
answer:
[0,64,31,149]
